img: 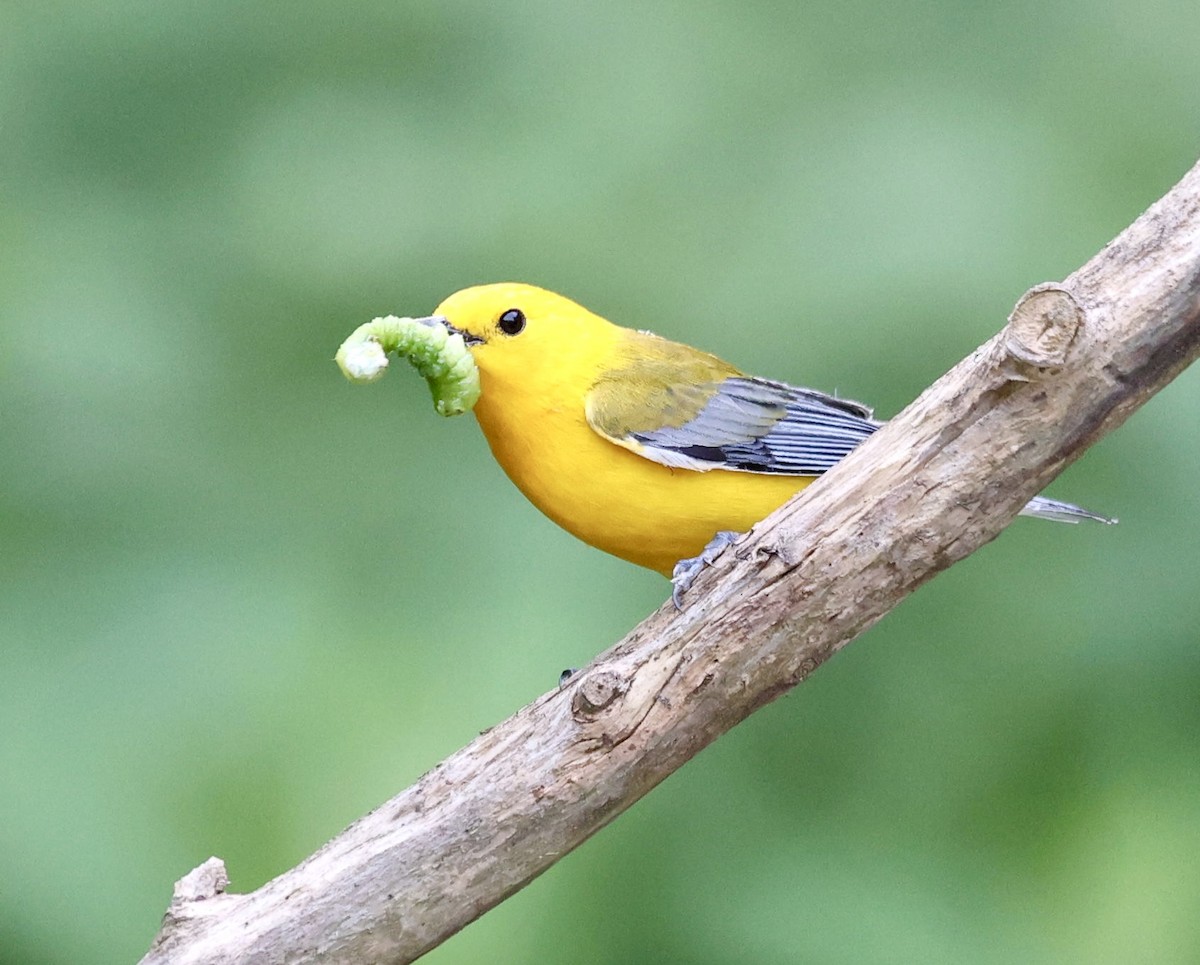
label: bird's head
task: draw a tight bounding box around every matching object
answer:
[426,283,620,396]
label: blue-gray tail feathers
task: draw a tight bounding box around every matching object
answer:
[1021,495,1117,525]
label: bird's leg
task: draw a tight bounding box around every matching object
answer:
[671,531,742,609]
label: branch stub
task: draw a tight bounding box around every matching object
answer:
[571,670,626,719]
[173,857,230,903]
[1004,283,1085,370]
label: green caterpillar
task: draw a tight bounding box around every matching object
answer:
[335,315,481,417]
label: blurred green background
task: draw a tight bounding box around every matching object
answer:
[3,1,1199,962]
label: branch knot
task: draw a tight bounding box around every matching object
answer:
[570,670,626,720]
[1003,283,1084,372]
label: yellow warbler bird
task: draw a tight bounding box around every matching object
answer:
[421,282,1111,599]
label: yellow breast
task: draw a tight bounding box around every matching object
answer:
[471,363,811,576]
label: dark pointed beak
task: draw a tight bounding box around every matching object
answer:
[412,315,484,346]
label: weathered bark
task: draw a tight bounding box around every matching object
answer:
[142,158,1200,965]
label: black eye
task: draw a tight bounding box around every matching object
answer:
[498,308,526,336]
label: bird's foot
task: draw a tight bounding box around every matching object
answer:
[671,531,743,610]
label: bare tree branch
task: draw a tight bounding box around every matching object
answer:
[141,159,1200,965]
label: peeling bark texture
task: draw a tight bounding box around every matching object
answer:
[142,159,1200,965]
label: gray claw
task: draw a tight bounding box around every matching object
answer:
[670,530,742,609]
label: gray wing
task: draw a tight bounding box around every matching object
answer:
[589,374,881,476]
